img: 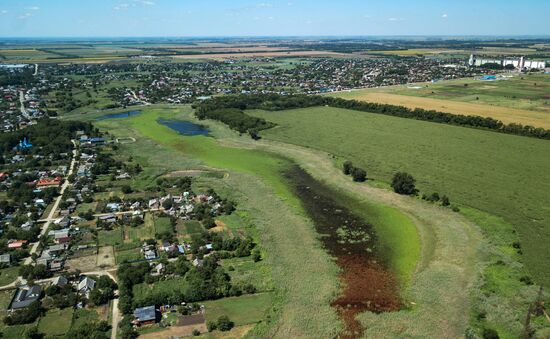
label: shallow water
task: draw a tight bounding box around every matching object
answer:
[96,110,142,120]
[157,118,209,136]
[283,165,400,338]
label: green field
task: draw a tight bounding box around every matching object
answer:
[98,228,124,246]
[37,308,74,336]
[250,106,550,286]
[154,217,173,235]
[0,267,20,286]
[202,293,273,326]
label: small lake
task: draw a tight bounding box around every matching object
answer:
[157,118,210,136]
[96,110,142,120]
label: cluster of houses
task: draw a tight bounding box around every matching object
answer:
[1,79,49,132]
[8,274,98,311]
[28,56,485,109]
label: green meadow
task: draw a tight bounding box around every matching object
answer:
[250,106,550,286]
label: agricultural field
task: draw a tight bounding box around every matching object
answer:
[329,74,550,128]
[249,106,550,288]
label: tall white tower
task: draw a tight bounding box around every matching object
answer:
[468,54,475,66]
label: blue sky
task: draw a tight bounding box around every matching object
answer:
[0,0,549,37]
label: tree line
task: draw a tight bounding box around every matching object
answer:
[194,94,550,140]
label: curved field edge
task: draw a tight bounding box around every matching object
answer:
[249,106,550,288]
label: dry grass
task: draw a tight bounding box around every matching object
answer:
[331,91,550,128]
[66,253,100,272]
[97,246,116,268]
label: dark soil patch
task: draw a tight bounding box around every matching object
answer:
[177,313,205,326]
[284,166,400,338]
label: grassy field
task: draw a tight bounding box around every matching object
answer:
[0,266,20,286]
[250,106,550,287]
[37,308,74,336]
[203,293,272,326]
[328,74,550,128]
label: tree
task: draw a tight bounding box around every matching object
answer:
[351,167,367,182]
[391,172,417,195]
[217,315,234,331]
[25,327,43,339]
[342,161,353,175]
[121,185,132,194]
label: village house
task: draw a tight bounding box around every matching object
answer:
[8,240,28,249]
[36,176,62,188]
[78,276,96,297]
[0,254,11,266]
[52,275,68,287]
[9,285,42,310]
[133,306,159,326]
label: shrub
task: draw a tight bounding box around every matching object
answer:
[391,172,417,195]
[217,315,234,332]
[482,328,499,339]
[252,249,261,262]
[351,167,367,182]
[342,161,353,175]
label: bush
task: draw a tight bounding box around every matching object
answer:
[121,185,133,194]
[192,329,201,336]
[342,161,353,175]
[351,167,367,182]
[482,328,500,339]
[252,249,261,262]
[441,195,450,206]
[391,172,417,195]
[217,315,234,332]
[207,320,217,332]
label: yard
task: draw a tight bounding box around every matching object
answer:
[202,293,272,326]
[38,308,74,336]
[0,266,20,286]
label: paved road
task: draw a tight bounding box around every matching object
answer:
[25,141,77,265]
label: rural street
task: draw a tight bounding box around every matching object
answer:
[19,90,29,119]
[24,141,78,265]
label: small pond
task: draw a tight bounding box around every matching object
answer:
[157,118,209,136]
[96,110,142,120]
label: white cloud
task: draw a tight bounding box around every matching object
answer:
[18,12,32,19]
[256,2,273,8]
[388,17,404,22]
[0,10,7,15]
[134,0,155,5]
[442,13,448,18]
[26,6,40,11]
[113,3,130,10]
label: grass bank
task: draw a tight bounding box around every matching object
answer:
[250,106,550,287]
